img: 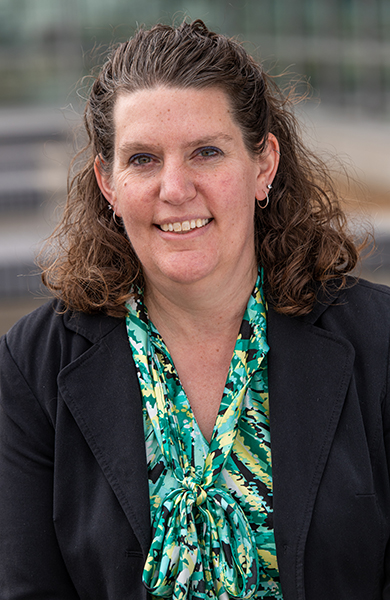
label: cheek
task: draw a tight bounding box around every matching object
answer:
[227,178,257,215]
[223,167,256,199]
[114,190,148,223]
[116,178,159,217]
[120,202,157,248]
[121,209,148,233]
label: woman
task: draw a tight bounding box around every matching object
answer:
[1,19,390,600]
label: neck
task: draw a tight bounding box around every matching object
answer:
[144,261,258,340]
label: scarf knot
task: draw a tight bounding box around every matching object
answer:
[143,481,259,599]
[181,477,208,506]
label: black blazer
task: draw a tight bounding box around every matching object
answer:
[1,278,390,600]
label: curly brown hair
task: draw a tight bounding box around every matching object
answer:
[39,19,360,317]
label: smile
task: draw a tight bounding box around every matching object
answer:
[159,218,210,233]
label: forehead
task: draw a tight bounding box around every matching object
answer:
[112,86,245,149]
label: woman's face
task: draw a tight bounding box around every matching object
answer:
[95,86,278,291]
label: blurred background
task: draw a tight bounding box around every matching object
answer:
[0,0,389,335]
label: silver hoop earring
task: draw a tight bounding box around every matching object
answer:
[108,204,120,226]
[256,184,272,210]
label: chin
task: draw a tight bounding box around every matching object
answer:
[152,259,219,287]
[162,269,212,286]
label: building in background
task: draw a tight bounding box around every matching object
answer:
[0,0,389,334]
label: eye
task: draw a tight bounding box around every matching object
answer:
[196,146,223,159]
[129,154,155,166]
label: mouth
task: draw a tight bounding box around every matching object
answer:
[158,218,211,233]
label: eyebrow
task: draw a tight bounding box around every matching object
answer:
[116,133,235,156]
[183,133,235,149]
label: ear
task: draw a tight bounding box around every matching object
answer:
[94,155,117,208]
[255,133,280,201]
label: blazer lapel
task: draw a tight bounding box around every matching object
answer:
[58,315,151,556]
[267,305,355,599]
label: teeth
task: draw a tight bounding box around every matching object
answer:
[160,218,209,233]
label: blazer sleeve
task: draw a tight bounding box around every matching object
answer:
[382,338,390,599]
[0,335,79,599]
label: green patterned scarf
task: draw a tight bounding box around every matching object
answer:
[126,274,273,599]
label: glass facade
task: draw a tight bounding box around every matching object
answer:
[0,0,389,114]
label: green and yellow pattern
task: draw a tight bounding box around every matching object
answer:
[126,273,282,599]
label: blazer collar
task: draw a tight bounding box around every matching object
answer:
[63,308,122,343]
[59,310,151,556]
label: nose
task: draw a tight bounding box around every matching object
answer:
[159,161,196,205]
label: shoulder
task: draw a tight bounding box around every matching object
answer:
[1,299,123,399]
[4,298,65,345]
[3,300,81,367]
[3,298,124,352]
[324,277,390,324]
[339,277,390,303]
[313,277,390,353]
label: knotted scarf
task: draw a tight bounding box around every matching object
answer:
[126,275,274,599]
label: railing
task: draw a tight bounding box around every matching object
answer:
[0,107,68,298]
